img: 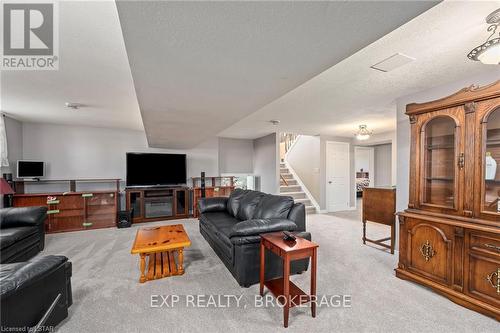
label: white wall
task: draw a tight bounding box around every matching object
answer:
[396,70,500,213]
[253,133,278,194]
[21,122,219,192]
[218,137,253,174]
[2,116,23,176]
[374,143,392,187]
[356,130,397,186]
[354,147,373,174]
[286,135,320,202]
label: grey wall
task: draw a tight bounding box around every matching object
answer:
[374,143,392,187]
[218,137,253,174]
[253,133,278,194]
[396,70,500,214]
[319,135,355,210]
[286,135,320,202]
[2,116,23,176]
[21,122,219,193]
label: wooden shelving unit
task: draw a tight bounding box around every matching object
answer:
[13,178,120,233]
[191,176,235,217]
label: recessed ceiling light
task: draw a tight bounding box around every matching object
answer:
[370,53,415,72]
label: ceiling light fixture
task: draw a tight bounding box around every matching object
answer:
[269,120,280,126]
[65,102,83,110]
[468,8,500,65]
[355,125,373,141]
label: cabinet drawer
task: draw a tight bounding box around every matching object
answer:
[467,253,500,306]
[405,218,454,286]
[470,232,500,258]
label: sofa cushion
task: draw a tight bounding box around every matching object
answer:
[0,227,39,250]
[0,255,68,298]
[230,218,297,237]
[226,189,249,217]
[253,194,294,219]
[198,197,228,214]
[0,207,47,229]
[236,191,266,221]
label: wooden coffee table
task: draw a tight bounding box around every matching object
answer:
[131,224,191,283]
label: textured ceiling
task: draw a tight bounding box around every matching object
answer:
[116,1,438,148]
[1,1,143,131]
[219,1,500,139]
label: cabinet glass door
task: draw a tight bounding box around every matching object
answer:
[422,116,457,208]
[483,108,500,216]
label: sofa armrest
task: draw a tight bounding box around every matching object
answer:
[198,197,228,214]
[287,203,306,231]
[0,207,48,229]
[229,218,297,238]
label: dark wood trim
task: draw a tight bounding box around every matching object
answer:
[406,80,500,115]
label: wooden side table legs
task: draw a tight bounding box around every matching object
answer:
[139,253,146,283]
[283,254,290,328]
[362,220,395,254]
[259,242,265,296]
[311,247,317,318]
[178,249,184,274]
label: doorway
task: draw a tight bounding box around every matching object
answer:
[326,141,350,212]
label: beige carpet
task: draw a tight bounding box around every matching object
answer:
[40,211,498,332]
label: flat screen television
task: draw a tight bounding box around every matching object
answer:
[126,153,187,187]
[17,160,45,178]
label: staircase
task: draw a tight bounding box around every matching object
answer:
[280,162,316,214]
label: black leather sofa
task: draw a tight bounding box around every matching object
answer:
[0,207,47,264]
[1,255,73,331]
[198,189,311,287]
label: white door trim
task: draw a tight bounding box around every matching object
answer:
[326,141,351,212]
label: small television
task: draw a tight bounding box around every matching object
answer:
[17,160,45,179]
[126,153,187,187]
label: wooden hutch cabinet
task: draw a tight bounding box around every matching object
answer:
[397,81,500,320]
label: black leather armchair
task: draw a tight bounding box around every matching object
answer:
[0,207,47,264]
[198,189,311,287]
[0,255,73,331]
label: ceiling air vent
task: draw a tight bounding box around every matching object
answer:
[370,53,415,72]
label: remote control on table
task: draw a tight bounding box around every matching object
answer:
[283,231,296,241]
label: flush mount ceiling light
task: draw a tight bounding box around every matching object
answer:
[269,120,280,126]
[65,102,84,110]
[355,125,373,141]
[468,8,500,65]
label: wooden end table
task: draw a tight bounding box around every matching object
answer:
[131,224,191,283]
[259,232,319,328]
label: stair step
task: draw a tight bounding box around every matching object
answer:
[295,198,311,205]
[280,163,286,168]
[280,179,298,185]
[280,192,306,199]
[280,168,289,173]
[280,185,302,192]
[306,206,316,214]
[281,173,294,179]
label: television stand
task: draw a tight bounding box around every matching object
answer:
[125,187,189,223]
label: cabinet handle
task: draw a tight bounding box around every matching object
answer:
[484,243,500,252]
[485,268,500,294]
[458,153,465,169]
[419,240,436,262]
[47,209,60,215]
